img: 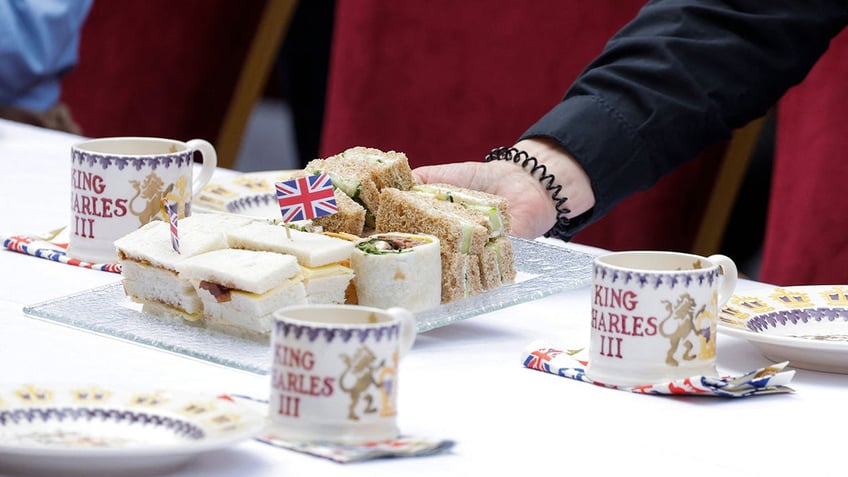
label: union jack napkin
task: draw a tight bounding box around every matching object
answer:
[1,228,121,273]
[522,340,795,397]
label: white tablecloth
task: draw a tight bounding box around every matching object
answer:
[1,119,845,477]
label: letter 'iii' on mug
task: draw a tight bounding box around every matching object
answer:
[586,251,738,387]
[68,137,216,264]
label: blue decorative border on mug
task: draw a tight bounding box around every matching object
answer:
[594,265,722,290]
[72,150,193,171]
[275,321,401,343]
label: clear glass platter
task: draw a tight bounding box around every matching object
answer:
[24,237,593,375]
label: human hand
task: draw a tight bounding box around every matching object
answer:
[413,160,557,239]
[412,138,595,239]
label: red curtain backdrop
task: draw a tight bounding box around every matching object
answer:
[67,1,846,284]
[760,29,848,286]
[321,0,724,254]
[60,0,264,143]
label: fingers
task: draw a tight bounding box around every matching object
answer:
[412,162,482,188]
[411,166,432,184]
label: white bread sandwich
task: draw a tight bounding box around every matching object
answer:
[174,249,307,340]
[226,220,354,305]
[351,233,442,312]
[114,213,256,320]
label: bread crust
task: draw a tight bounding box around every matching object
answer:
[376,188,489,256]
[305,146,418,220]
[312,189,366,236]
[413,182,512,237]
[376,188,492,303]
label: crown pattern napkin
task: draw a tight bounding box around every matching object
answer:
[256,432,454,463]
[228,394,453,463]
[522,340,795,397]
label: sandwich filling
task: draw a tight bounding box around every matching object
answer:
[356,233,435,254]
[413,184,506,238]
[350,232,442,312]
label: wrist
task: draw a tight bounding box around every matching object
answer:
[512,138,595,218]
[484,139,595,240]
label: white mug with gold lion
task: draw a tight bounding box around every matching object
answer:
[586,251,738,387]
[269,304,417,444]
[68,136,216,263]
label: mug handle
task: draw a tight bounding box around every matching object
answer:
[386,307,418,357]
[186,139,217,197]
[706,254,738,308]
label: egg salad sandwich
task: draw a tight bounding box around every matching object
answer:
[226,220,355,305]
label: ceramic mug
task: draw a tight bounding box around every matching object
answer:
[586,251,738,387]
[269,304,417,444]
[68,137,216,263]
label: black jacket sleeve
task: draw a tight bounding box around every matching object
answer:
[520,0,848,240]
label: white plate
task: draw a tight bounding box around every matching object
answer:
[0,384,266,477]
[719,285,848,373]
[194,170,296,218]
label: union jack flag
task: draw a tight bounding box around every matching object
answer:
[275,173,338,222]
[166,200,180,253]
[523,347,562,372]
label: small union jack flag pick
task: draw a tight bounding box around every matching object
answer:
[275,173,338,222]
[166,200,180,253]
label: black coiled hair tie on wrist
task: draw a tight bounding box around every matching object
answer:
[483,146,572,240]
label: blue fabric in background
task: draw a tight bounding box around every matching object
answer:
[0,0,93,111]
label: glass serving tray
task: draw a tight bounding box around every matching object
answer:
[23,237,593,375]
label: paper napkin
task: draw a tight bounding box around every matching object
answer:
[256,432,454,463]
[228,394,454,463]
[1,229,121,273]
[522,340,795,397]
